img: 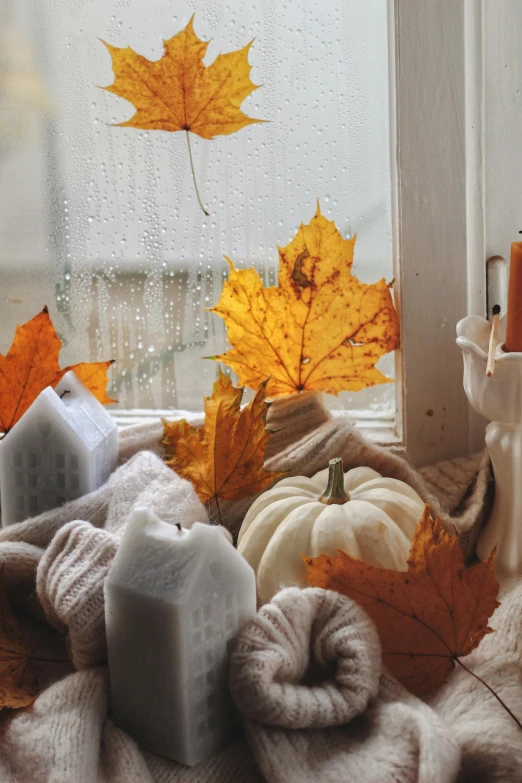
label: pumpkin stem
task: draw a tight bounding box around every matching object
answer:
[318,458,350,505]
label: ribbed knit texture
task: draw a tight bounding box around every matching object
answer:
[0,396,511,783]
[0,449,207,547]
[37,521,118,669]
[263,393,492,561]
[207,393,491,541]
[231,587,461,783]
[0,667,261,783]
[231,588,382,728]
[264,391,331,459]
[30,451,219,673]
[431,584,522,783]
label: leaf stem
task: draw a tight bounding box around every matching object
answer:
[214,494,223,527]
[185,130,209,216]
[455,657,522,731]
[30,655,69,664]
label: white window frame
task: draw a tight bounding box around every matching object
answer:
[113,0,488,469]
[5,0,481,468]
[391,0,486,466]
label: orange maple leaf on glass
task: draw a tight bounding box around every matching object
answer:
[0,570,38,709]
[305,507,500,697]
[101,15,264,214]
[0,307,115,436]
[210,203,400,398]
[162,371,284,518]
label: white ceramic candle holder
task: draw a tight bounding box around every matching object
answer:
[457,314,522,588]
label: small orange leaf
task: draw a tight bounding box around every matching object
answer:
[0,308,115,435]
[162,371,284,506]
[210,203,400,397]
[59,361,117,405]
[0,573,38,709]
[0,308,61,437]
[305,507,500,696]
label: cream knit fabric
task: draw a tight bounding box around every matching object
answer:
[263,394,492,560]
[200,394,492,541]
[37,521,118,670]
[0,401,509,783]
[432,583,522,783]
[264,391,331,459]
[231,588,382,728]
[231,587,461,783]
[0,449,207,549]
[0,666,262,783]
[0,451,211,675]
[111,392,492,547]
[0,448,259,783]
[104,449,207,534]
[31,451,222,672]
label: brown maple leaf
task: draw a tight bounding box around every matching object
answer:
[162,371,284,517]
[0,307,115,436]
[210,203,400,398]
[305,507,500,696]
[0,572,38,709]
[101,15,264,214]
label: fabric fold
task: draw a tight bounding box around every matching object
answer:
[432,586,522,782]
[0,450,208,547]
[262,408,492,561]
[230,587,381,728]
[37,520,118,669]
[0,409,512,783]
[0,667,261,783]
[231,587,461,783]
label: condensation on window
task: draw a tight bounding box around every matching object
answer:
[0,0,394,422]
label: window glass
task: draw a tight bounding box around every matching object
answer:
[0,0,393,420]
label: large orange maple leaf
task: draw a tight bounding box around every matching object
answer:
[305,507,499,697]
[162,371,284,515]
[101,15,263,213]
[210,204,400,398]
[0,308,115,436]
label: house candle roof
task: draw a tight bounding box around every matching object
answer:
[0,370,118,526]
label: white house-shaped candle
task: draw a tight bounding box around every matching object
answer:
[0,370,118,526]
[105,507,256,767]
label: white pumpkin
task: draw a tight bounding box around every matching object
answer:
[238,457,426,604]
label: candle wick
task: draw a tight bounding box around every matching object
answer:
[59,390,70,400]
[175,523,182,531]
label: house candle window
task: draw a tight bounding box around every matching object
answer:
[0,370,118,526]
[104,507,256,766]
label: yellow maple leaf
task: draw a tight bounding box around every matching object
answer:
[101,15,264,213]
[162,371,284,517]
[210,204,400,398]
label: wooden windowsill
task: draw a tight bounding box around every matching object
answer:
[110,408,405,457]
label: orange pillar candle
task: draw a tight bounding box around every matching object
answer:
[505,242,522,352]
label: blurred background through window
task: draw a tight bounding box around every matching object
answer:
[0,0,394,424]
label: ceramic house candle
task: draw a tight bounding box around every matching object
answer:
[0,370,118,526]
[105,507,256,767]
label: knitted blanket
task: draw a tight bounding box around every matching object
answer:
[0,396,515,783]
